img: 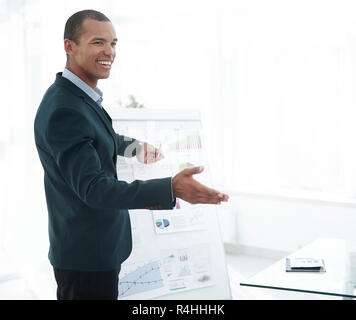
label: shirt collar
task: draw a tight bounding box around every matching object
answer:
[62,68,103,107]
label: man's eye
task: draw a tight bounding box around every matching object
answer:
[93,41,102,45]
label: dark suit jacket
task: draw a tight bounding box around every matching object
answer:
[34,73,175,271]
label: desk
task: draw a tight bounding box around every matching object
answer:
[240,238,356,299]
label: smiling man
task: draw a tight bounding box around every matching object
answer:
[63,13,116,87]
[34,9,228,300]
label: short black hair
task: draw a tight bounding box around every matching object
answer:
[64,9,110,44]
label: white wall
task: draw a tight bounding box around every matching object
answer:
[218,193,356,254]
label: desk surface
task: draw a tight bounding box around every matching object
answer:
[240,238,356,298]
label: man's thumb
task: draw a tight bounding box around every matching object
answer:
[184,166,204,176]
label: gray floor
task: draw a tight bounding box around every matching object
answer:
[0,248,277,300]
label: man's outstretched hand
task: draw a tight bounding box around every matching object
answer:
[172,166,229,205]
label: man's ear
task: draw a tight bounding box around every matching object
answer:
[64,39,75,55]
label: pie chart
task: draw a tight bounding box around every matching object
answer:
[155,218,170,229]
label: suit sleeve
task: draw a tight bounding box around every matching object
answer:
[46,107,175,211]
[115,133,176,207]
[114,134,142,158]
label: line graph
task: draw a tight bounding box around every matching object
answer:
[118,260,164,298]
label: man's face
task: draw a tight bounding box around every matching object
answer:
[65,19,117,88]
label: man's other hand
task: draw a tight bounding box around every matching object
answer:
[172,166,229,205]
[136,142,164,164]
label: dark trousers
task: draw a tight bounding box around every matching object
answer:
[53,267,120,300]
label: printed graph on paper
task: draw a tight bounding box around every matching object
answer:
[118,260,164,299]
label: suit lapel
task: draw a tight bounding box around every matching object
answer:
[82,97,118,166]
[55,73,118,165]
[82,96,114,135]
[101,106,113,124]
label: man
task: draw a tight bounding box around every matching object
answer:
[34,9,229,300]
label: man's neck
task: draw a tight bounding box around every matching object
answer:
[65,65,97,88]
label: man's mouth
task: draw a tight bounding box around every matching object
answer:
[96,59,112,70]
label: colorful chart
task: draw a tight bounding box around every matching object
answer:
[179,162,194,171]
[155,218,170,230]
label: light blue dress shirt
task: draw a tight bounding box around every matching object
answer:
[62,68,103,109]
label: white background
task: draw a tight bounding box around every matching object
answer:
[1,0,356,294]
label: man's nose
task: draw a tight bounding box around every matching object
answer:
[104,44,115,57]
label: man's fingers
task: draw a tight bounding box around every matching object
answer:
[144,145,165,163]
[172,164,229,205]
[156,153,164,161]
[218,193,229,202]
[192,183,229,204]
[154,148,164,161]
[195,195,222,205]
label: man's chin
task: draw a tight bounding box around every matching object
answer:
[99,72,111,79]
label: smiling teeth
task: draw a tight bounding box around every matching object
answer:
[98,61,111,65]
